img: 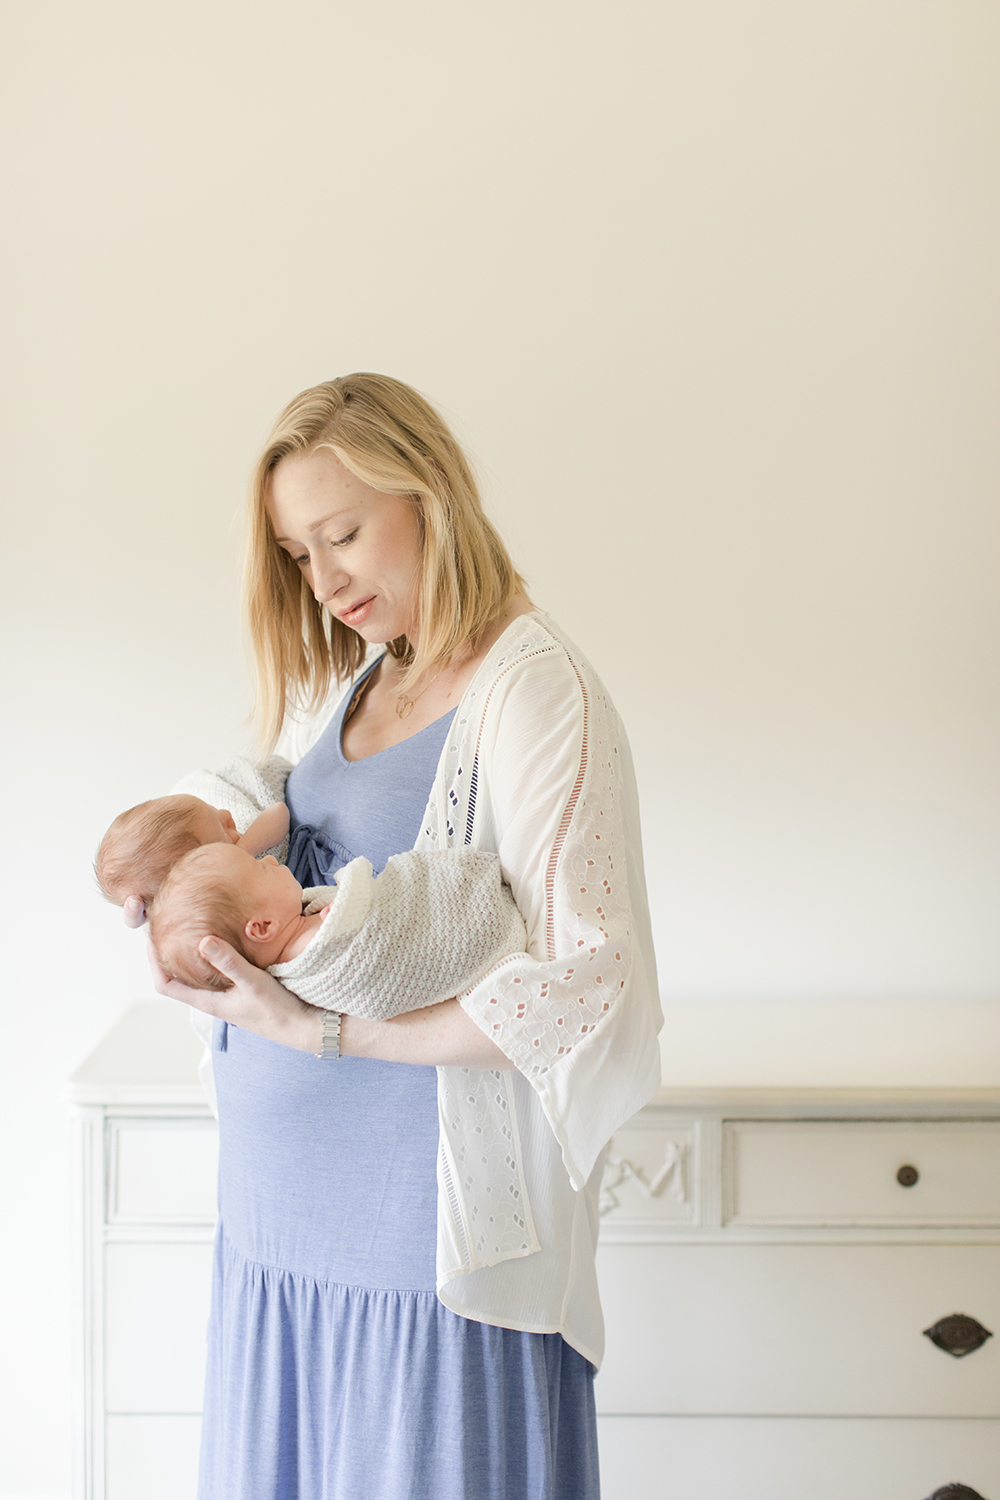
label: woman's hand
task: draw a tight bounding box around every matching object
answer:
[147,938,321,1053]
[123,897,147,929]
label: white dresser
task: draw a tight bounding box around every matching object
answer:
[71,1003,1000,1500]
[71,1002,218,1500]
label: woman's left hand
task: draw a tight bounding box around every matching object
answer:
[147,938,321,1053]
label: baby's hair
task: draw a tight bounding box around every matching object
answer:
[95,795,211,908]
[149,845,255,992]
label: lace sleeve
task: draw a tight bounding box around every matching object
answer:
[459,650,634,1074]
[455,646,659,1188]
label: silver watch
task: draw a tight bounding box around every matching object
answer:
[315,1008,342,1060]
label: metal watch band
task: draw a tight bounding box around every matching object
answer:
[315,1008,342,1060]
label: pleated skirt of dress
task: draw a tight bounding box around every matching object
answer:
[200,1233,598,1500]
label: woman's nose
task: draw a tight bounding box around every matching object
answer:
[310,553,348,604]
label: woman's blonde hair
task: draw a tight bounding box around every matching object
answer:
[246,373,525,752]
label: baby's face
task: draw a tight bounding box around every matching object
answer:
[181,797,243,848]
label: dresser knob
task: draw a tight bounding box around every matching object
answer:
[925,1486,987,1500]
[923,1314,993,1358]
[897,1163,919,1186]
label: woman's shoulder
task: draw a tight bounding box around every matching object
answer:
[473,611,607,714]
[459,612,624,783]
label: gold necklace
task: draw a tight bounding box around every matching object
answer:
[395,666,445,720]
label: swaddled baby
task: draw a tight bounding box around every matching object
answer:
[149,841,527,1020]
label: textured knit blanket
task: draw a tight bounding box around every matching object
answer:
[268,849,527,1021]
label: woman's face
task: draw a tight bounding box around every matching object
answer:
[268,447,423,645]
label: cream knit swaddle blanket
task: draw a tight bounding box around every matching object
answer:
[268,849,527,1021]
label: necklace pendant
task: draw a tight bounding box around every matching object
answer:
[395,695,415,720]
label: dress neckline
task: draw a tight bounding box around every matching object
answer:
[336,658,456,766]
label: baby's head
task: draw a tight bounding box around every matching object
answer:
[149,843,304,991]
[95,795,241,909]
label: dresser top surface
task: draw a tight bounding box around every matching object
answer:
[69,1001,206,1105]
[649,1085,1000,1118]
[67,1002,1000,1113]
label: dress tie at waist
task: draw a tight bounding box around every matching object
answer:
[286,823,355,889]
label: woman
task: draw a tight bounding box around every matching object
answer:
[152,373,662,1500]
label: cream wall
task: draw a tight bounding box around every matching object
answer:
[1,1,997,1493]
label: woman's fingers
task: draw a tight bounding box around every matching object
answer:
[123,897,147,929]
[198,936,263,989]
[197,937,318,1050]
[145,941,228,1015]
[145,932,317,1051]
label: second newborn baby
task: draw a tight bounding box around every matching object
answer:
[151,840,527,1022]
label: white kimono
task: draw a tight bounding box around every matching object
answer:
[275,610,662,1365]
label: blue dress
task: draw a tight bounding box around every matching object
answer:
[198,671,600,1500]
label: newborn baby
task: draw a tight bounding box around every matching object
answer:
[149,841,528,1021]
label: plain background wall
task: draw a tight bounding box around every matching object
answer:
[1,1,997,1493]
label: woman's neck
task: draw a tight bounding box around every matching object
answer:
[341,596,535,763]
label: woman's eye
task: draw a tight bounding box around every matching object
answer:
[331,529,358,548]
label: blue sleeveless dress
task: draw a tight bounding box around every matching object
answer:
[198,669,600,1500]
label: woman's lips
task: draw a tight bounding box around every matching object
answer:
[340,596,376,626]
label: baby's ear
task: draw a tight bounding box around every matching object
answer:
[244,915,277,943]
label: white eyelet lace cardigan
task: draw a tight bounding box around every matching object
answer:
[201,611,661,1366]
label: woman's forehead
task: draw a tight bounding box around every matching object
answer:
[269,448,367,528]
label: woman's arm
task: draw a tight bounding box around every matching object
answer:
[443,639,661,1188]
[343,995,515,1068]
[148,938,514,1068]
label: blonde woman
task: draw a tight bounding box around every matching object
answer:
[151,374,661,1500]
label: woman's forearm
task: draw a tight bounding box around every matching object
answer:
[341,999,514,1069]
[148,937,512,1068]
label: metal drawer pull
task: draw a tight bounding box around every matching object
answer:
[923,1314,993,1358]
[924,1486,987,1500]
[896,1163,919,1186]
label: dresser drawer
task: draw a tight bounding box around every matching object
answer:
[596,1242,1000,1416]
[107,1118,218,1225]
[105,1415,202,1500]
[104,1242,214,1413]
[725,1120,1000,1226]
[597,1416,1000,1500]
